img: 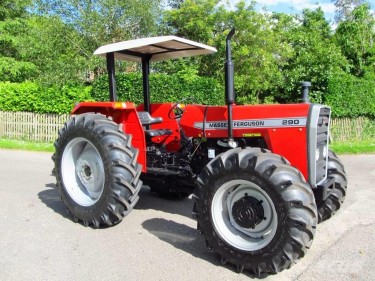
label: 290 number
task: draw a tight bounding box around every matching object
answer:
[282,119,300,125]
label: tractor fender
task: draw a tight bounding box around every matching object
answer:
[71,102,146,171]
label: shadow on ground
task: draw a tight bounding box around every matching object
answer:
[135,186,193,218]
[38,184,194,222]
[38,183,258,277]
[142,218,218,265]
[141,217,260,278]
[38,183,70,220]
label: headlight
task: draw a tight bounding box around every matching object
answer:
[315,148,320,161]
[322,145,328,159]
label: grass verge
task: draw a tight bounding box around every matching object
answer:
[0,138,374,154]
[330,140,375,154]
[0,139,54,152]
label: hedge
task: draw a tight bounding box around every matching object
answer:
[325,73,375,118]
[1,72,374,118]
[0,81,92,114]
[91,72,225,105]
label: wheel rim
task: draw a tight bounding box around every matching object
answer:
[61,137,105,206]
[211,180,278,251]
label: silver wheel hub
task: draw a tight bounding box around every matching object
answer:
[61,137,105,206]
[211,180,278,251]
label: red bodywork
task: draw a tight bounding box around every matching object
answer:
[72,102,311,180]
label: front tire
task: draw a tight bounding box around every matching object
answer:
[317,150,347,222]
[53,113,142,227]
[193,148,317,276]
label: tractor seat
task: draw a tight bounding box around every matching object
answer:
[137,111,173,138]
[137,111,163,126]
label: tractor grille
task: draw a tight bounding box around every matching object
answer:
[315,108,330,183]
[308,105,331,187]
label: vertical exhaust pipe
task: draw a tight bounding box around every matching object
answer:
[300,81,311,103]
[225,28,236,147]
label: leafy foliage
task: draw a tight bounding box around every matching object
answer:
[0,82,92,114]
[332,0,365,22]
[0,0,374,119]
[17,15,94,85]
[34,0,163,44]
[0,0,30,20]
[163,1,294,104]
[91,72,224,105]
[0,57,38,82]
[334,4,375,77]
[325,72,375,118]
[275,8,349,103]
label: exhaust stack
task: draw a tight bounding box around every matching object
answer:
[225,28,236,147]
[301,81,311,103]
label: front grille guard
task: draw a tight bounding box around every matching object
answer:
[307,105,331,188]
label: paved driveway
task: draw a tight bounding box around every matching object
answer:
[0,150,374,281]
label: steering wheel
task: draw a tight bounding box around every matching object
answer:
[168,97,196,119]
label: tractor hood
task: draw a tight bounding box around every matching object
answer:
[94,36,217,62]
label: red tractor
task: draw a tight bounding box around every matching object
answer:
[53,29,347,276]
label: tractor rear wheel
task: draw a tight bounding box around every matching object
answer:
[53,113,142,227]
[193,148,317,276]
[317,150,347,222]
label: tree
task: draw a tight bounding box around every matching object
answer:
[17,15,94,85]
[162,0,223,76]
[0,0,31,20]
[335,4,375,77]
[0,0,38,82]
[277,8,349,103]
[28,0,165,84]
[34,0,164,45]
[163,0,295,103]
[332,0,365,22]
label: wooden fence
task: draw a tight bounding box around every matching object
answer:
[0,111,373,142]
[330,117,374,142]
[0,111,69,142]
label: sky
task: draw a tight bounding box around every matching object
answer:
[228,0,375,23]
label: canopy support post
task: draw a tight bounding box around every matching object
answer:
[142,56,151,113]
[106,52,117,102]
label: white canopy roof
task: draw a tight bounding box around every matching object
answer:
[94,36,217,62]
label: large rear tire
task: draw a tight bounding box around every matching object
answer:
[193,148,317,276]
[53,113,142,227]
[317,150,347,222]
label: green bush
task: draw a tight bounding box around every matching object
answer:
[2,71,374,119]
[0,81,92,114]
[325,73,375,118]
[0,57,39,82]
[91,72,224,105]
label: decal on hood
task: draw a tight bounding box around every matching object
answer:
[194,117,307,130]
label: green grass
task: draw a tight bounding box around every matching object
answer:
[0,138,374,154]
[0,138,54,152]
[330,140,375,154]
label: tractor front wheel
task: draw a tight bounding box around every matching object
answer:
[53,113,142,227]
[193,148,317,276]
[317,150,347,222]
